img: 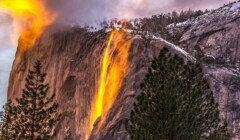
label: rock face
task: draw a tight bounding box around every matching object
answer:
[180,2,240,138]
[9,27,107,140]
[7,2,240,139]
[8,26,192,139]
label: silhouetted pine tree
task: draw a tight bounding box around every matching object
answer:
[0,111,2,122]
[0,100,17,139]
[0,111,3,129]
[13,60,59,139]
[126,48,229,140]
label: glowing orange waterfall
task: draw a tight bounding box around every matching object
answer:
[86,29,132,139]
[0,0,56,51]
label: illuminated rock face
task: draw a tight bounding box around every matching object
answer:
[8,6,240,139]
[8,27,175,140]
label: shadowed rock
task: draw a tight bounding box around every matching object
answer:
[180,4,240,138]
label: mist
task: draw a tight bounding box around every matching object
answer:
[0,12,15,108]
[45,0,234,25]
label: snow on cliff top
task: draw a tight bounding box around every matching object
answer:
[167,1,240,36]
[231,2,240,10]
[152,36,196,62]
[200,1,240,21]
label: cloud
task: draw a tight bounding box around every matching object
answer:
[45,0,234,25]
[46,0,113,24]
[0,47,15,109]
[172,0,233,10]
[0,48,15,105]
[0,12,16,108]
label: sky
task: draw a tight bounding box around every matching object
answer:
[46,0,233,24]
[0,0,234,109]
[0,12,15,109]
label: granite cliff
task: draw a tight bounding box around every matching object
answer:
[179,2,240,138]
[7,2,240,140]
[8,27,192,139]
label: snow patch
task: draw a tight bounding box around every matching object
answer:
[133,35,142,39]
[231,2,240,10]
[150,35,196,62]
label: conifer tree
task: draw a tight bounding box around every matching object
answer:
[0,100,17,139]
[0,111,2,120]
[126,48,229,140]
[13,60,59,139]
[0,111,3,127]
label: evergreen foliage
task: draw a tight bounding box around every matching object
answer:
[0,60,59,140]
[99,9,206,44]
[0,100,17,139]
[126,48,229,140]
[15,60,59,139]
[0,111,2,126]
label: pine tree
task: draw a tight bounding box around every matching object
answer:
[0,111,3,127]
[13,60,59,139]
[64,127,73,140]
[126,48,229,140]
[0,100,18,140]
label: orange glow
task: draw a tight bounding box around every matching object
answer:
[86,29,132,139]
[0,0,56,52]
